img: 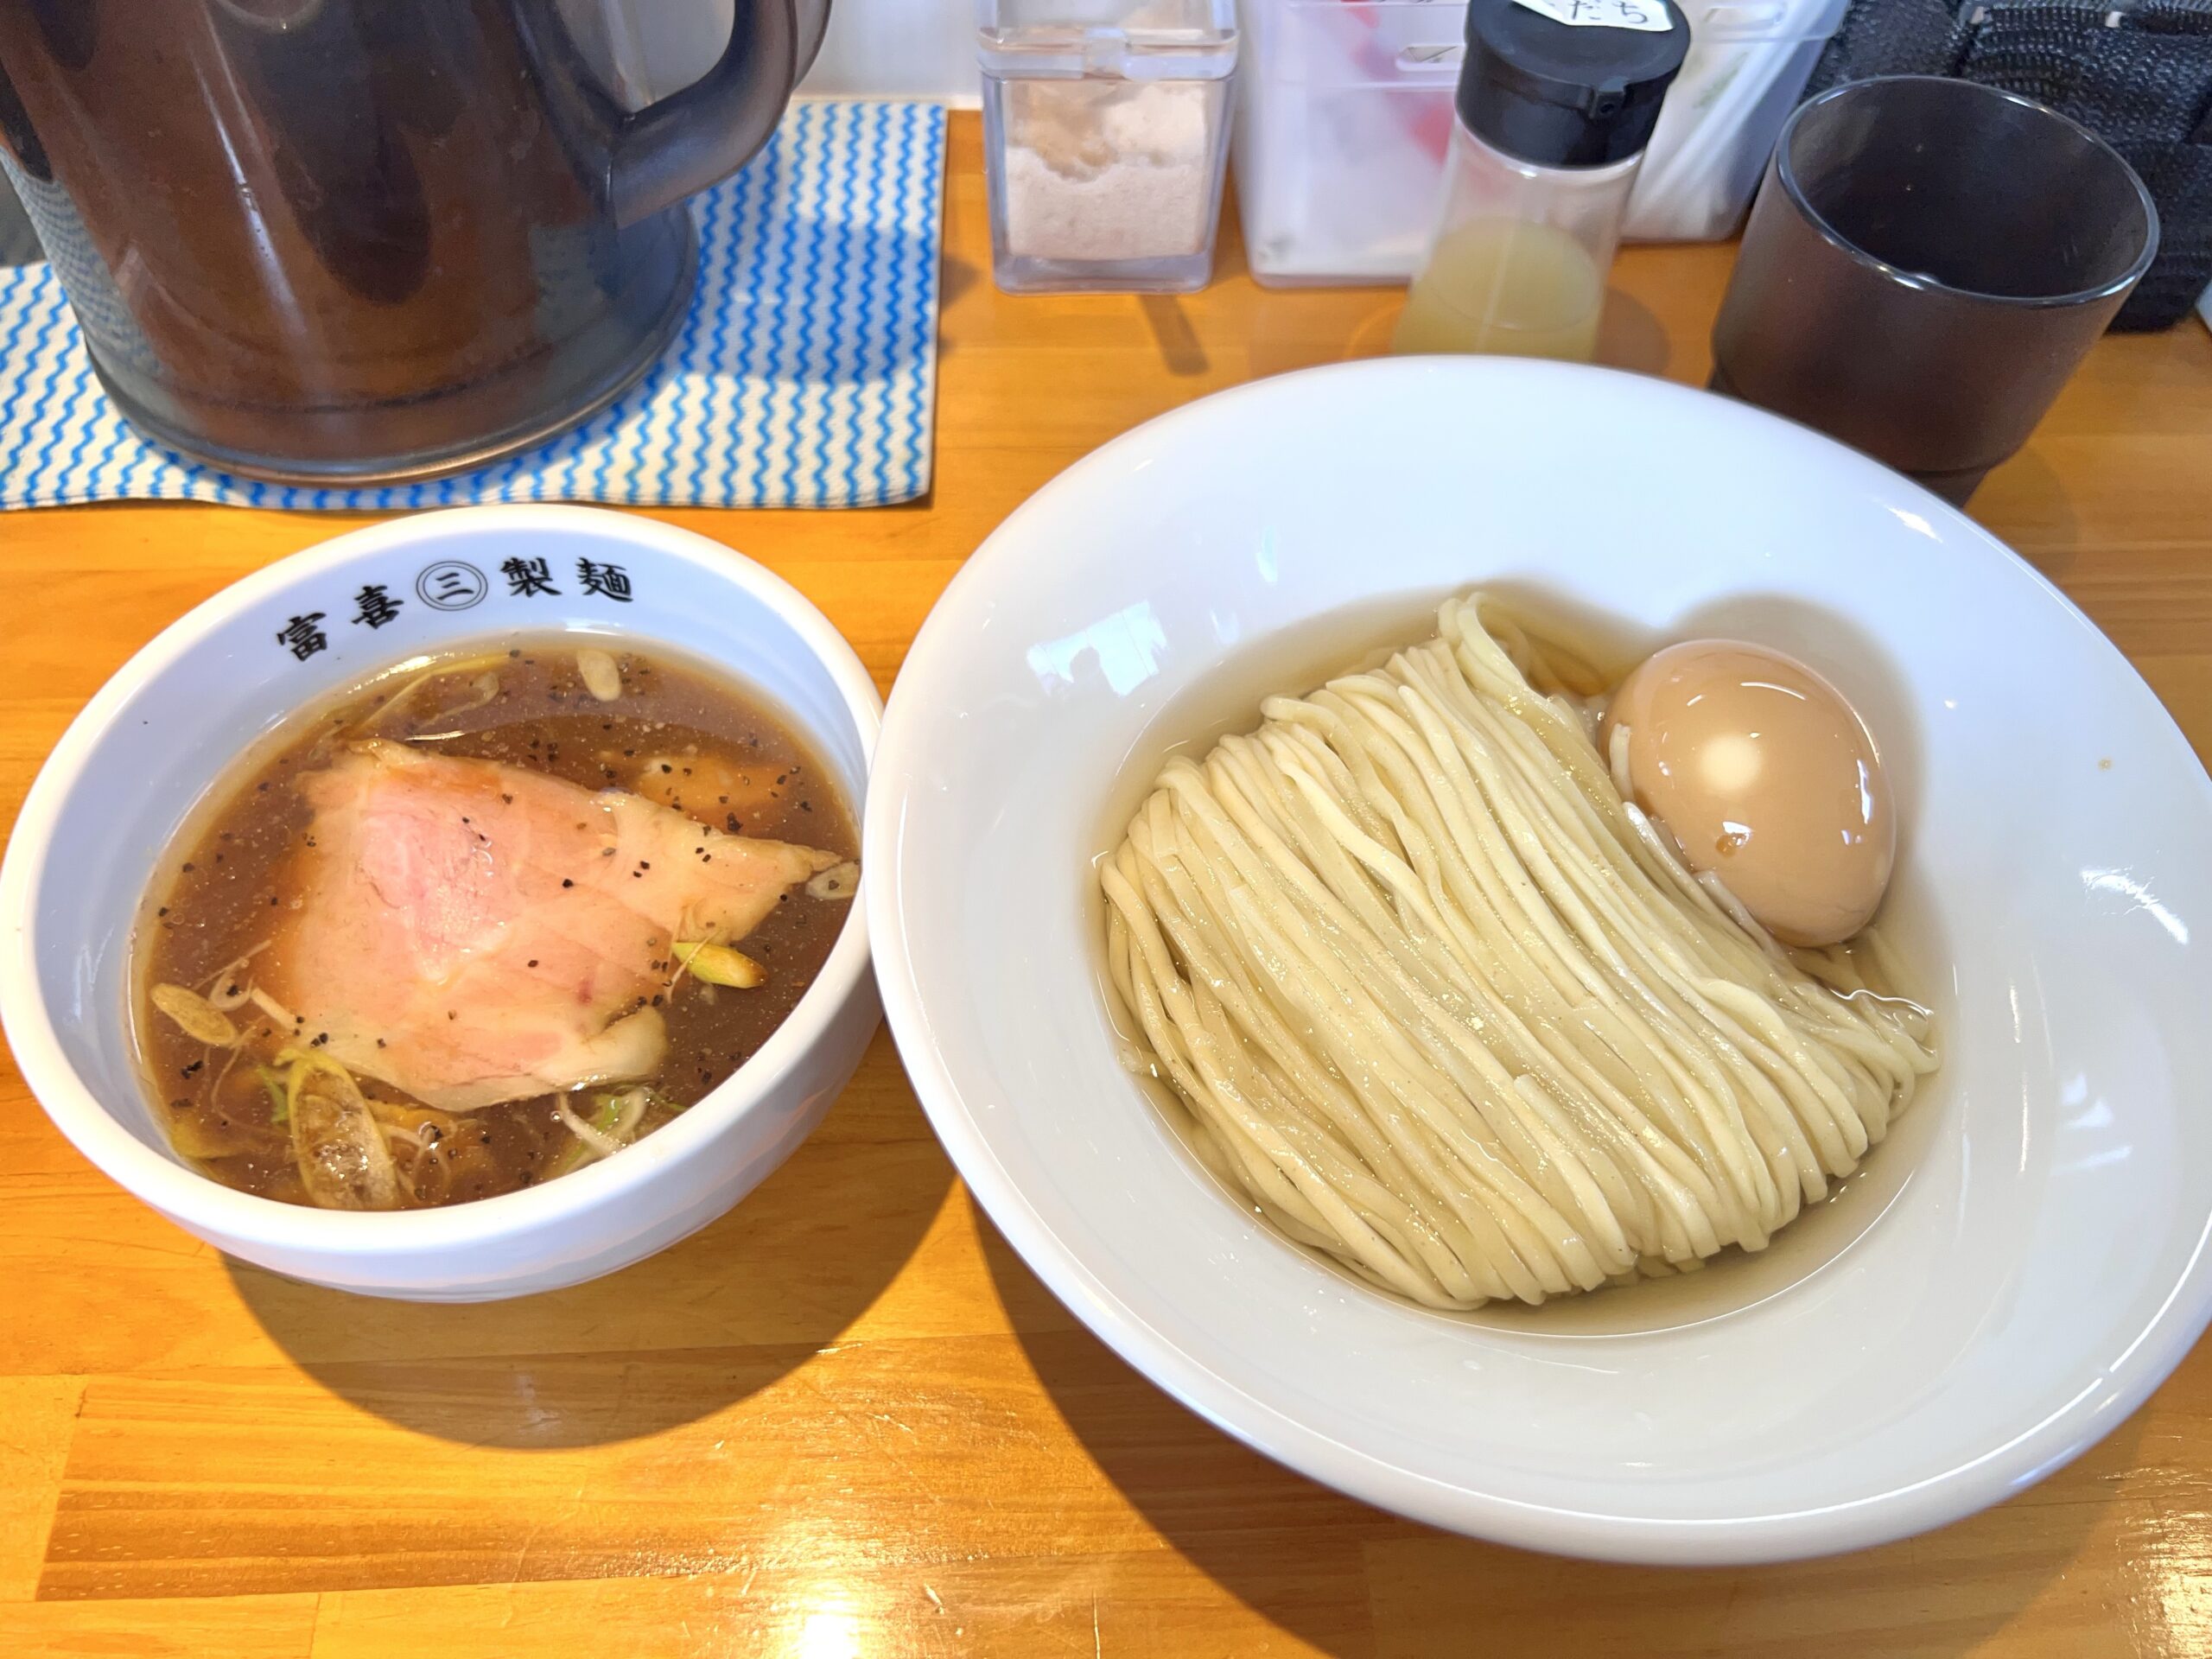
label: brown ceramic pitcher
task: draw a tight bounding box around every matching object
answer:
[0,0,829,483]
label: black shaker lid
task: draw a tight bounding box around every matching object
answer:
[1459,0,1692,168]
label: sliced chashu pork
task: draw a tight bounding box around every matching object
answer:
[254,740,838,1112]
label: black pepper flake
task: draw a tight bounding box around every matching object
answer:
[170,1098,191,1112]
[156,906,168,917]
[447,1010,457,1021]
[726,814,741,833]
[502,793,514,804]
[518,1171,537,1187]
[257,782,270,793]
[638,861,651,870]
[658,763,672,774]
[376,1038,387,1048]
[311,1032,329,1046]
[651,994,664,1007]
[799,801,812,812]
[527,959,539,969]
[181,1060,203,1078]
[602,848,616,857]
[563,878,575,888]
[181,861,195,873]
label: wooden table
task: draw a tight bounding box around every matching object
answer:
[7,112,2212,1659]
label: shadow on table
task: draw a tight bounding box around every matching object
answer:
[1974,442,2083,571]
[976,1193,2139,1659]
[1598,288,1674,378]
[224,1097,950,1451]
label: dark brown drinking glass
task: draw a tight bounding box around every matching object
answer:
[1710,75,2158,505]
[0,0,829,486]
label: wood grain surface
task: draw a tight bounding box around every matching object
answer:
[6,112,2212,1658]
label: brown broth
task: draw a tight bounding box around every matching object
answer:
[133,639,858,1209]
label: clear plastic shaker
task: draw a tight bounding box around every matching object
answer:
[1394,0,1690,360]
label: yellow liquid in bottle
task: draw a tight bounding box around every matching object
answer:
[1391,219,1605,362]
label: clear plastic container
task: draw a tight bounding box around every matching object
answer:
[1624,0,1852,240]
[1231,0,1463,287]
[1394,120,1641,360]
[1231,0,1847,286]
[979,0,1239,294]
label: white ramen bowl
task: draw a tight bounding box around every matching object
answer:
[867,358,2212,1564]
[0,505,880,1301]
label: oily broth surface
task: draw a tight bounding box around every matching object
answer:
[133,638,857,1207]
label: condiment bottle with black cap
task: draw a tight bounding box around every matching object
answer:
[1394,0,1689,360]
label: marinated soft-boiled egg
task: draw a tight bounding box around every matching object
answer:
[1599,641,1893,947]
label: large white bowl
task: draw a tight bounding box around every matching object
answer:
[866,358,2212,1564]
[0,505,880,1300]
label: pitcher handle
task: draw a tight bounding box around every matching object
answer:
[604,0,800,228]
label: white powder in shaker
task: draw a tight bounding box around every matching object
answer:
[1001,79,1215,263]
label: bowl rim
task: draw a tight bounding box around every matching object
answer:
[0,504,882,1259]
[864,356,2212,1563]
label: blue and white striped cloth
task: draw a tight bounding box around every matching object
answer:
[0,99,944,512]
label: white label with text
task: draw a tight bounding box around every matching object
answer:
[1510,0,1673,31]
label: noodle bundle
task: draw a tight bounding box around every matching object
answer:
[1102,594,1937,1309]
